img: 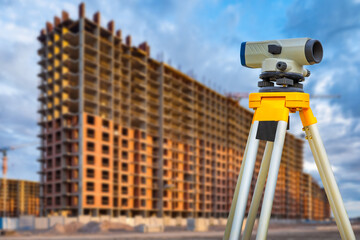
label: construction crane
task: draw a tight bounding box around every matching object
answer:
[226,92,341,102]
[0,143,36,218]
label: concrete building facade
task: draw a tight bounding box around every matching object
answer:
[37,3,330,220]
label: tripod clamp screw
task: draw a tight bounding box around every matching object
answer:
[276,61,287,71]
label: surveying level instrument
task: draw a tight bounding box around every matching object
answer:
[224,38,355,240]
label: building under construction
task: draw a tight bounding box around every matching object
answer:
[300,173,330,221]
[0,178,39,217]
[37,3,330,220]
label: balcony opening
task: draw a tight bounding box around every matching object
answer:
[87,115,95,125]
[87,155,95,165]
[102,157,109,167]
[87,128,95,138]
[87,142,95,151]
[102,183,109,193]
[86,182,94,191]
[102,171,109,180]
[86,195,94,205]
[86,169,95,178]
[101,196,109,205]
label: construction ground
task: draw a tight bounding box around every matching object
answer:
[1,221,360,240]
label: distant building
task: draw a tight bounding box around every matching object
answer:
[0,179,40,217]
[300,173,330,220]
[37,3,330,220]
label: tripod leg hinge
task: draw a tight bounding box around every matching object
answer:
[299,108,317,127]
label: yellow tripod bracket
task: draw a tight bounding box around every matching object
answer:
[249,92,317,127]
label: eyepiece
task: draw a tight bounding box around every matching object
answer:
[305,39,323,64]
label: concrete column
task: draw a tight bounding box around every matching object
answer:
[157,63,164,217]
[77,16,85,217]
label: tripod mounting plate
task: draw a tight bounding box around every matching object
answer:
[249,92,316,127]
[258,71,305,92]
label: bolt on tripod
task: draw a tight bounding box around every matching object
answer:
[224,38,355,240]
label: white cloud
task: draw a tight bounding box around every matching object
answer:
[345,201,360,218]
[0,20,37,44]
[0,82,21,96]
[159,21,176,33]
[312,71,335,95]
[303,160,318,173]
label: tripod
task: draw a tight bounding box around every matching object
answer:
[223,92,356,240]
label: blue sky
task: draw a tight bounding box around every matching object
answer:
[1,0,360,217]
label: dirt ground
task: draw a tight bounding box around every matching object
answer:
[1,221,359,239]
